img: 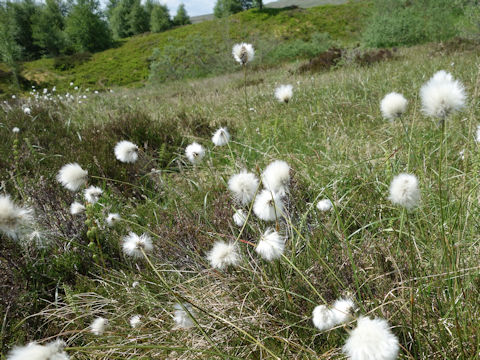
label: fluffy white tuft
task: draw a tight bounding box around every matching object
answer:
[316,199,333,212]
[233,209,247,227]
[255,228,285,261]
[0,195,33,239]
[420,70,466,119]
[106,213,121,226]
[57,163,88,191]
[261,160,290,195]
[207,241,240,269]
[228,171,259,205]
[253,190,284,222]
[312,305,337,331]
[388,173,420,210]
[7,340,69,360]
[343,316,399,360]
[90,317,108,336]
[23,107,31,115]
[476,125,480,143]
[232,43,254,65]
[70,202,85,215]
[275,84,293,103]
[114,140,139,163]
[84,186,103,204]
[185,142,205,164]
[173,303,195,329]
[380,92,408,120]
[129,315,141,328]
[212,127,230,146]
[122,232,153,258]
[313,297,355,331]
[12,127,20,133]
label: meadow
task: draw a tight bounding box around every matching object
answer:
[1,39,480,359]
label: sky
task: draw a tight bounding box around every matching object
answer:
[161,0,275,17]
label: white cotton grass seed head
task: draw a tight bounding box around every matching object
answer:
[130,315,141,328]
[114,140,139,163]
[173,303,195,329]
[232,43,254,65]
[388,173,420,210]
[70,202,85,215]
[331,297,355,325]
[261,160,290,195]
[316,199,333,212]
[380,92,408,120]
[312,305,337,331]
[122,232,153,258]
[12,127,20,133]
[475,125,480,143]
[207,241,240,269]
[57,163,88,191]
[0,194,33,239]
[212,127,230,146]
[253,190,284,222]
[7,339,69,360]
[343,316,399,360]
[23,107,31,115]
[255,228,285,261]
[228,171,259,205]
[420,70,466,119]
[106,213,121,226]
[275,84,293,103]
[185,142,205,164]
[84,186,103,204]
[233,209,247,227]
[90,317,108,336]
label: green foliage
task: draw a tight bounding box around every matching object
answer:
[150,3,171,33]
[109,0,135,39]
[362,0,464,48]
[173,3,191,26]
[32,0,66,56]
[214,0,244,18]
[10,0,39,59]
[128,0,150,35]
[265,32,333,63]
[65,0,112,52]
[0,3,22,87]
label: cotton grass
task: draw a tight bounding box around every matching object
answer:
[207,241,240,269]
[0,194,33,239]
[316,199,333,212]
[185,142,205,164]
[261,160,290,195]
[420,70,466,119]
[90,317,108,336]
[84,186,103,204]
[122,232,153,258]
[380,92,408,120]
[255,228,285,261]
[388,173,420,210]
[233,209,247,227]
[228,171,259,205]
[70,202,85,215]
[173,303,195,329]
[232,43,254,65]
[253,190,284,221]
[7,339,69,360]
[275,84,293,103]
[312,297,355,331]
[211,127,230,146]
[343,316,399,360]
[114,140,139,163]
[57,163,88,191]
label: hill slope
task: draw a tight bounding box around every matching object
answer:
[18,1,371,93]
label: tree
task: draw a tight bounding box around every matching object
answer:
[213,0,243,18]
[10,0,40,59]
[32,0,66,56]
[253,0,263,9]
[65,0,112,52]
[128,0,149,34]
[110,0,135,38]
[173,4,190,26]
[0,3,22,86]
[150,3,171,33]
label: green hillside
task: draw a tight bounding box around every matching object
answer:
[18,1,371,92]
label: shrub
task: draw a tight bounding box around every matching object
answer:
[362,0,463,48]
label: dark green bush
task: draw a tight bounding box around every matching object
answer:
[53,52,92,71]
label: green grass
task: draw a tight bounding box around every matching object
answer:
[17,1,371,93]
[1,41,480,358]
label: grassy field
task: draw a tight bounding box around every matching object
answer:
[12,1,371,94]
[1,40,480,359]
